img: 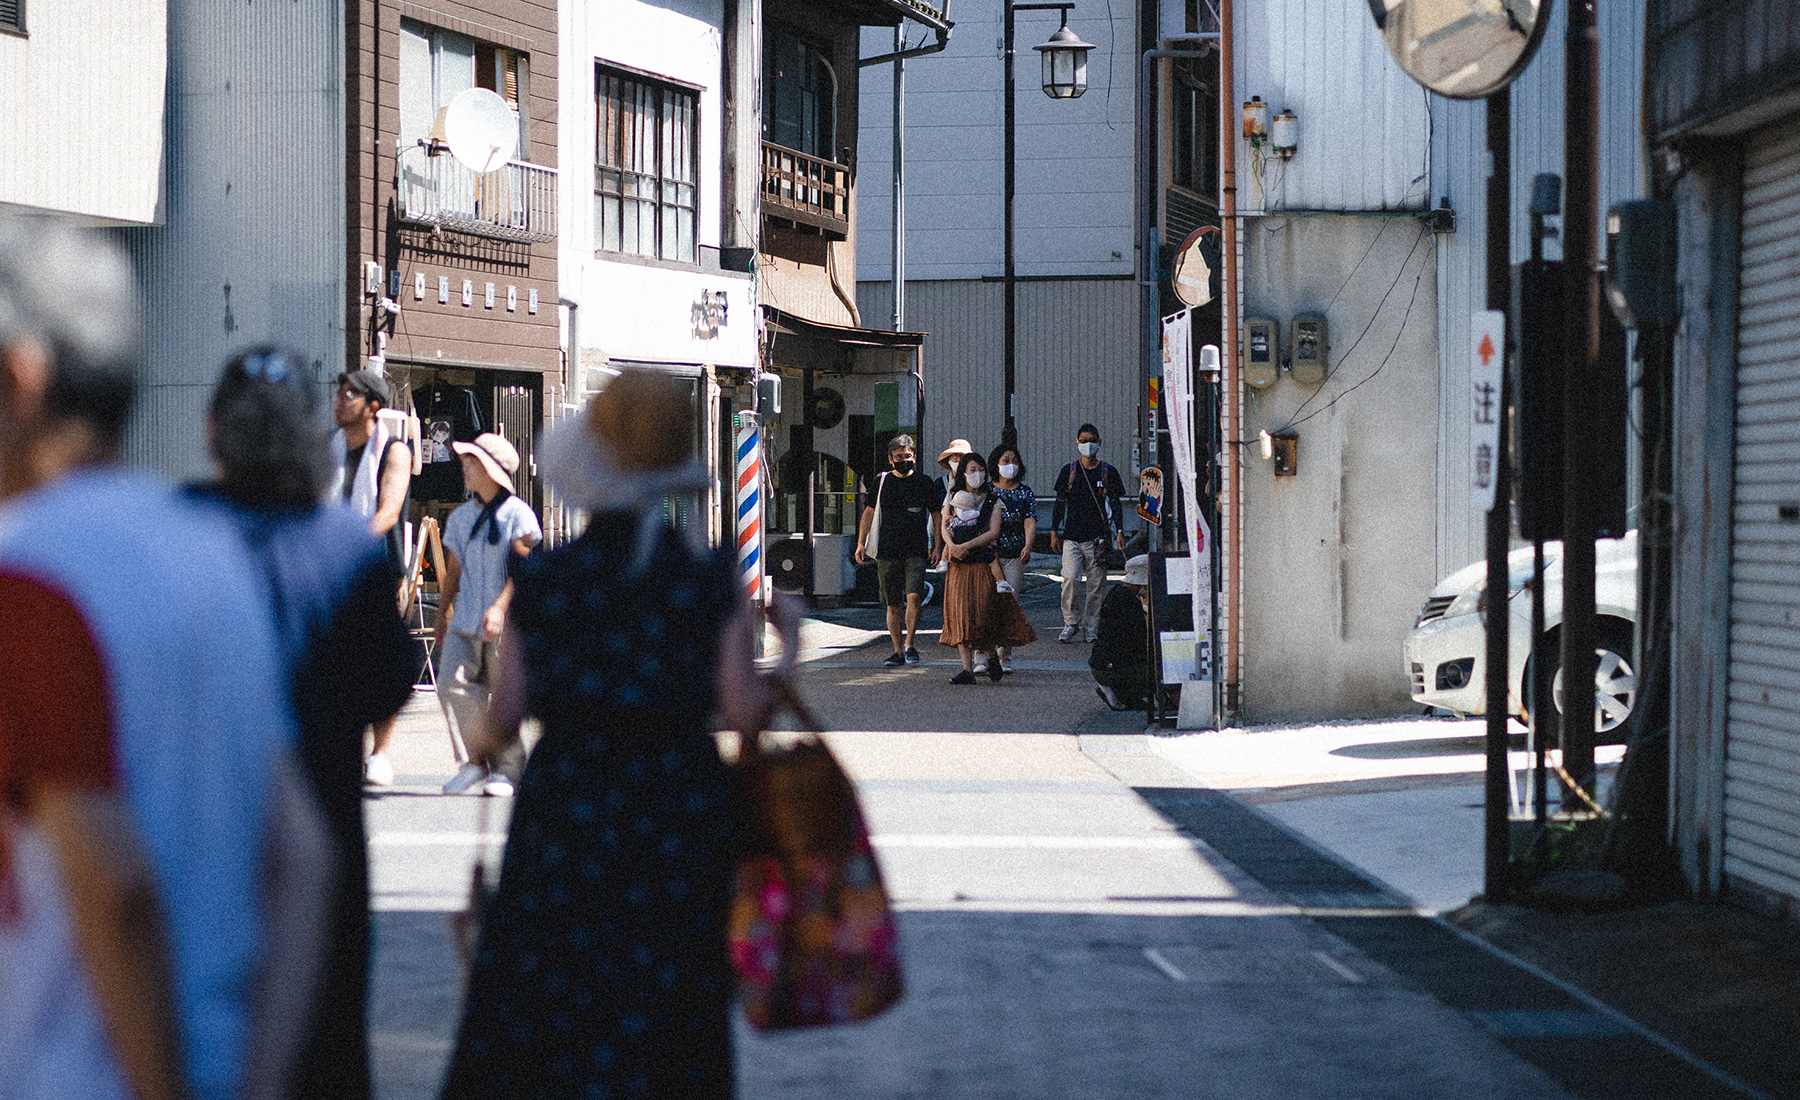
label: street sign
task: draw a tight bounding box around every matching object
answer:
[1469,309,1505,512]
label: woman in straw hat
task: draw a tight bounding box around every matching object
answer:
[442,368,785,1100]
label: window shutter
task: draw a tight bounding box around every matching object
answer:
[0,0,22,31]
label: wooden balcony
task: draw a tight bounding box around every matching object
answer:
[762,141,849,240]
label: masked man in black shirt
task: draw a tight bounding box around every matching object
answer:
[855,434,944,667]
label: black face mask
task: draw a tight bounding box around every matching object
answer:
[892,459,916,476]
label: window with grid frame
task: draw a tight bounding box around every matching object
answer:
[595,66,698,263]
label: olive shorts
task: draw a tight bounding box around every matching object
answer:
[876,555,929,607]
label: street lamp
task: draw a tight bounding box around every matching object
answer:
[1002,3,1094,451]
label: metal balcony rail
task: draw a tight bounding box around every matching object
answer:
[762,141,849,239]
[397,144,558,243]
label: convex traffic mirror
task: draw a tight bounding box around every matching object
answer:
[1367,0,1551,100]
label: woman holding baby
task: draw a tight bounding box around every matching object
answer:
[939,449,1037,683]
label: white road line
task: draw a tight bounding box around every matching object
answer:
[1312,951,1365,984]
[1143,947,1189,982]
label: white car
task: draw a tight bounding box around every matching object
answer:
[1403,531,1638,742]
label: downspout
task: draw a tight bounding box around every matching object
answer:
[1218,0,1239,719]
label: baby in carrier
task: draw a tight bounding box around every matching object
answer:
[948,489,1015,594]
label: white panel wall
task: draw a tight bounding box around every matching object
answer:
[1236,0,1431,213]
[561,0,733,365]
[123,0,345,478]
[857,4,1137,282]
[0,0,165,224]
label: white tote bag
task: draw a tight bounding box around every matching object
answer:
[866,472,886,558]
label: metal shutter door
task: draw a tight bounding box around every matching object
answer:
[1726,116,1800,902]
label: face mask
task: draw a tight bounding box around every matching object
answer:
[1078,441,1100,458]
[892,459,915,475]
[965,471,986,489]
[998,463,1019,479]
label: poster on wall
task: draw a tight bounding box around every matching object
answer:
[1161,310,1214,681]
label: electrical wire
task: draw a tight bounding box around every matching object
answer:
[1267,223,1429,432]
[1279,231,1432,432]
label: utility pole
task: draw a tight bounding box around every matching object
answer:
[1483,88,1513,899]
[1560,0,1600,795]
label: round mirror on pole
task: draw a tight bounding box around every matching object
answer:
[1367,0,1551,99]
[1035,22,1095,99]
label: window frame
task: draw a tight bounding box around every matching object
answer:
[400,18,531,163]
[593,63,701,265]
[763,25,837,160]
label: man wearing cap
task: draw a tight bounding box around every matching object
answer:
[437,433,541,795]
[334,369,414,786]
[1090,554,1152,711]
[332,368,412,562]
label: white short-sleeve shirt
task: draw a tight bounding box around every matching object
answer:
[442,493,542,637]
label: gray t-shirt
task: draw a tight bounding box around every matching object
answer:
[442,493,542,637]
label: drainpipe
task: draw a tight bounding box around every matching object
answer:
[1217,0,1238,720]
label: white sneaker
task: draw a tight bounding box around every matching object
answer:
[972,656,988,674]
[1059,625,1079,643]
[482,773,515,797]
[364,752,394,787]
[442,762,488,795]
[1001,657,1014,673]
[1083,630,1099,643]
[995,580,1016,594]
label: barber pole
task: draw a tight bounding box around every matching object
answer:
[734,416,763,600]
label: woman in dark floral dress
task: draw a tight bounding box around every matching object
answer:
[441,369,776,1100]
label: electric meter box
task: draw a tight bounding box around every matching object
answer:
[1290,313,1328,386]
[1243,317,1278,389]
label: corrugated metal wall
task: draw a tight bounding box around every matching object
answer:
[1235,0,1431,213]
[1429,2,1647,580]
[857,278,1139,498]
[123,0,346,478]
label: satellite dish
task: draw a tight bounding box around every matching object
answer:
[1367,0,1551,100]
[441,88,519,174]
[1171,228,1220,309]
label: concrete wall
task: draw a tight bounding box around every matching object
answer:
[0,0,166,225]
[123,0,345,478]
[1238,216,1441,721]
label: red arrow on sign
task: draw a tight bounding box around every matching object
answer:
[1477,333,1496,366]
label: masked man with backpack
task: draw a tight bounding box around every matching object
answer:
[1050,423,1126,643]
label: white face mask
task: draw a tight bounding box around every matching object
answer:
[998,463,1019,480]
[1078,441,1100,458]
[965,470,986,489]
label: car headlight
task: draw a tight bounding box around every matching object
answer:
[1444,579,1485,619]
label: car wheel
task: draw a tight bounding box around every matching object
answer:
[1532,623,1637,748]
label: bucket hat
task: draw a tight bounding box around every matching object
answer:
[452,432,520,491]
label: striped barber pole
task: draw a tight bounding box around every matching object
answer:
[734,417,763,600]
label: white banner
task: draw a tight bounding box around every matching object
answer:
[1161,311,1213,680]
[1470,310,1505,512]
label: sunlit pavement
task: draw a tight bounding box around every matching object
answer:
[363,576,1746,1099]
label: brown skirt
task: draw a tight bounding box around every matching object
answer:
[939,560,1038,650]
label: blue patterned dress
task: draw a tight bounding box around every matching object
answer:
[441,515,742,1100]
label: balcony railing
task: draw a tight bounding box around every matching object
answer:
[762,141,849,239]
[397,144,558,243]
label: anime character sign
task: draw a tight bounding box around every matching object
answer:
[426,419,454,463]
[1137,466,1163,525]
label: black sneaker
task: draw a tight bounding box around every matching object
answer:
[949,670,976,685]
[987,661,1004,683]
[883,651,906,667]
[905,646,921,664]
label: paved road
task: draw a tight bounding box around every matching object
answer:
[363,578,1584,1099]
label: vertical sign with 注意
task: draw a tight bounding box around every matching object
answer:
[1161,311,1213,685]
[1470,310,1505,511]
